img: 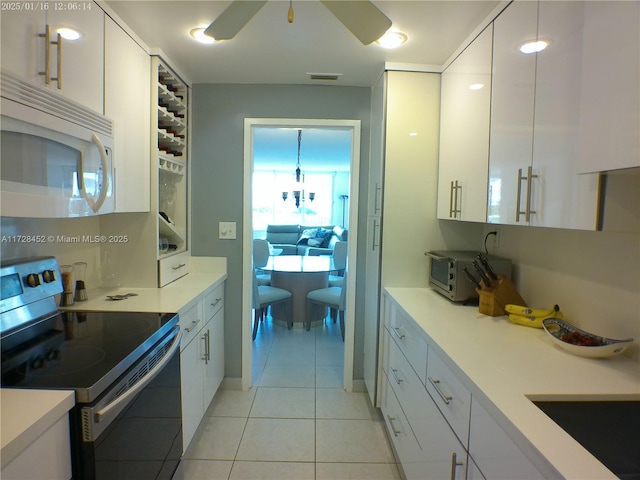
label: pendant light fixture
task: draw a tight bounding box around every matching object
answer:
[282,129,315,208]
[288,0,294,23]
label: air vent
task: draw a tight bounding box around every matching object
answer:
[308,73,343,81]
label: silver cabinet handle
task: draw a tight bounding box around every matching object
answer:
[172,263,186,270]
[449,180,455,217]
[184,318,201,333]
[525,165,537,222]
[390,368,403,385]
[450,452,464,480]
[374,183,382,214]
[38,25,51,85]
[386,415,401,437]
[372,219,380,251]
[51,31,62,89]
[205,329,211,363]
[201,330,210,363]
[516,166,538,222]
[210,298,222,308]
[391,326,405,340]
[428,376,452,405]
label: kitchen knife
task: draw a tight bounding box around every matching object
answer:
[477,253,499,281]
[463,267,482,290]
[472,260,492,288]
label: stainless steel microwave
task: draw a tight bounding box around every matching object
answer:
[425,250,512,302]
[1,70,114,218]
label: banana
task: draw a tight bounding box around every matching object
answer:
[507,305,563,329]
[504,304,560,318]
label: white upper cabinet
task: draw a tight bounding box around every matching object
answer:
[1,2,104,113]
[488,0,601,230]
[104,16,151,213]
[487,0,537,226]
[437,25,493,222]
[577,1,640,173]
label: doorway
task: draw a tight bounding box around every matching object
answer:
[241,118,361,392]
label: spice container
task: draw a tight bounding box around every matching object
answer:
[60,264,74,306]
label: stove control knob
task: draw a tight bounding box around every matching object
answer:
[42,270,56,283]
[25,273,41,288]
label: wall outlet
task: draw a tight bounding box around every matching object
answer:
[491,230,500,249]
[219,222,237,239]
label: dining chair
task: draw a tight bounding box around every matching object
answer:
[253,239,271,286]
[328,241,347,287]
[306,272,347,340]
[252,268,292,340]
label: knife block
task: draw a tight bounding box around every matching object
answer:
[476,275,527,316]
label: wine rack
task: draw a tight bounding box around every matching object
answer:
[152,57,189,284]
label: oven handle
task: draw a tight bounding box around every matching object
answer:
[95,326,182,423]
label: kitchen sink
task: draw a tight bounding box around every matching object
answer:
[533,401,640,479]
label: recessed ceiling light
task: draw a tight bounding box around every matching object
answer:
[190,27,216,44]
[56,28,80,40]
[519,40,548,54]
[469,83,484,90]
[375,31,408,49]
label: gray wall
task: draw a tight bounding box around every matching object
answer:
[191,84,372,379]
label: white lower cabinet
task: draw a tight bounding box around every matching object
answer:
[179,282,225,452]
[381,298,544,479]
[469,398,543,479]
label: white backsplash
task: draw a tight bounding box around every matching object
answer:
[1,217,103,291]
[484,224,640,358]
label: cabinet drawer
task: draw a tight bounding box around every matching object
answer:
[425,347,472,447]
[204,284,224,321]
[381,376,423,478]
[158,251,190,287]
[179,300,203,351]
[385,309,427,382]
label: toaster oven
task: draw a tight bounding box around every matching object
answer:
[426,250,512,302]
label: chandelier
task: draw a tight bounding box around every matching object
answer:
[282,129,315,208]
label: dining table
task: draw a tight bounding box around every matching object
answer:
[260,255,336,328]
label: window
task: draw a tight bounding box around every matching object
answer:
[253,171,335,235]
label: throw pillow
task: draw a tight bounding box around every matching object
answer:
[307,238,323,247]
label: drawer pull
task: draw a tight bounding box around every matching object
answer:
[184,318,201,333]
[386,415,401,437]
[391,326,405,339]
[450,452,464,480]
[390,368,403,385]
[210,298,222,307]
[172,263,187,270]
[428,376,452,405]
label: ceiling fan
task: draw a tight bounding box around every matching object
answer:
[204,0,392,45]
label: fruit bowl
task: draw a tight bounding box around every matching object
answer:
[542,318,634,358]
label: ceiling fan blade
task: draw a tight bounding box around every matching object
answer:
[320,0,392,45]
[204,0,268,40]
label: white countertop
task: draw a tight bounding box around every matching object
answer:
[385,287,640,480]
[1,389,75,469]
[61,270,227,314]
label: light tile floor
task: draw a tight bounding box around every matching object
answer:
[173,316,400,480]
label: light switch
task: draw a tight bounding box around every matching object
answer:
[219,221,237,239]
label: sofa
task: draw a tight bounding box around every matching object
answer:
[264,224,347,255]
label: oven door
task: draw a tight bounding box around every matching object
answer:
[72,326,182,480]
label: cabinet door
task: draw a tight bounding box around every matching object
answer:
[532,1,600,230]
[469,398,543,479]
[578,2,640,173]
[438,25,493,222]
[203,307,224,410]
[105,16,150,213]
[180,334,204,452]
[0,8,47,85]
[46,2,104,113]
[487,0,537,225]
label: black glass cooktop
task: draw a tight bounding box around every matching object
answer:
[1,310,178,403]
